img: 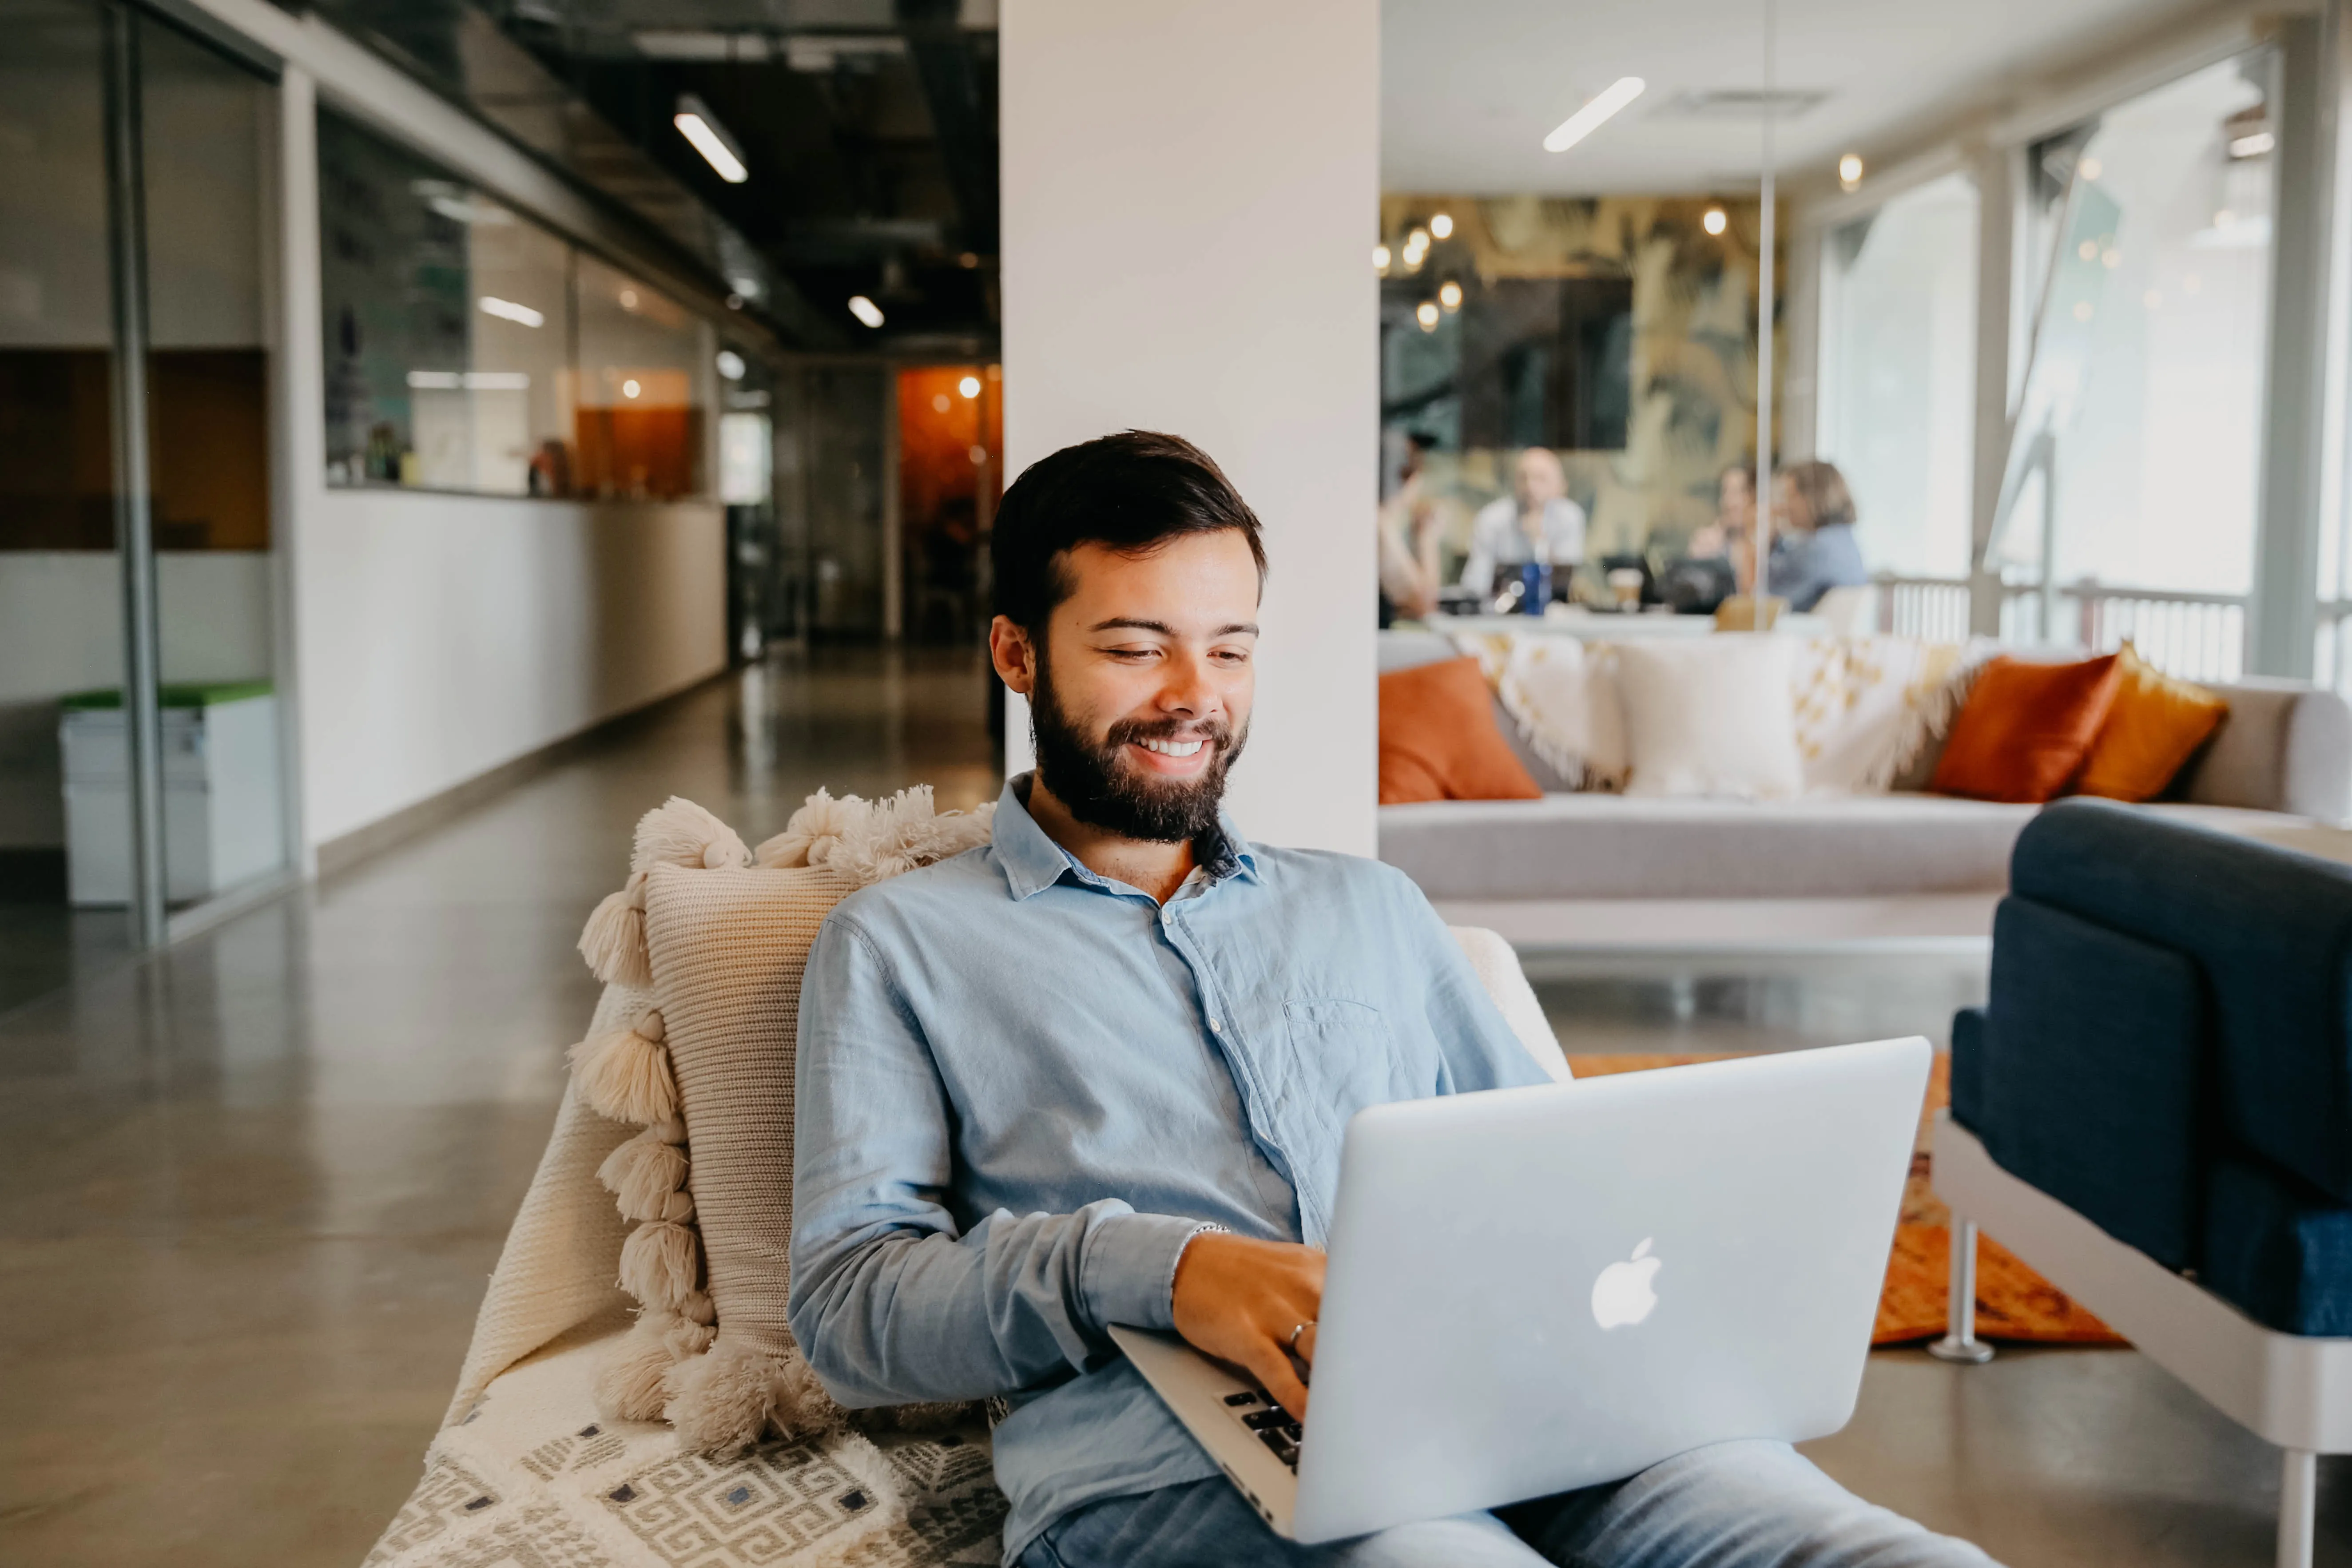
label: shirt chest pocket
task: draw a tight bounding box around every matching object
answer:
[1282,997,1422,1130]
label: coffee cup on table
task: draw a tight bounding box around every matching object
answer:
[1608,567,1644,611]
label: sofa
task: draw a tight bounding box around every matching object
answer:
[1932,800,2352,1568]
[1375,628,2352,954]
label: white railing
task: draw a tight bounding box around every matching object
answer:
[1871,574,2249,684]
[2319,601,2352,696]
[1871,576,1972,643]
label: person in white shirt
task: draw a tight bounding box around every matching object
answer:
[1460,447,1586,596]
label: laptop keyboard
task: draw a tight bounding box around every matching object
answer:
[1222,1389,1302,1470]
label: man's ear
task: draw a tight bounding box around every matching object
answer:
[989,615,1037,697]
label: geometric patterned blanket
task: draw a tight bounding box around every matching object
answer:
[365,1321,1007,1568]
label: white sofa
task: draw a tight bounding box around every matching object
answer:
[1375,629,2352,955]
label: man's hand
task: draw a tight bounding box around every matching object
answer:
[1170,1231,1324,1420]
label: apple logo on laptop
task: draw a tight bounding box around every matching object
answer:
[1590,1238,1661,1330]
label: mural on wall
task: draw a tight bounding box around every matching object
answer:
[1379,191,1785,573]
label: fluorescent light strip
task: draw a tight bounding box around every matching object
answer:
[675,110,749,183]
[1544,77,1646,154]
[405,370,531,391]
[479,295,544,328]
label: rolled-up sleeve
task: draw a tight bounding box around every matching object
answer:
[787,912,1211,1406]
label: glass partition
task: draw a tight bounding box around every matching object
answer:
[321,109,715,500]
[574,254,706,500]
[1816,174,1979,580]
[0,0,132,999]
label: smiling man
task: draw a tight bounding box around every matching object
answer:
[787,431,1994,1568]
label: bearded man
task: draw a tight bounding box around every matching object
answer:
[787,431,1995,1568]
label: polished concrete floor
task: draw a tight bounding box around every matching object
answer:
[0,645,2340,1566]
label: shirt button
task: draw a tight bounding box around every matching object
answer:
[1208,1018,1223,1034]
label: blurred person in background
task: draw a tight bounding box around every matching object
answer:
[1378,433,1445,623]
[1758,460,1867,613]
[1459,446,1586,596]
[1686,464,1752,561]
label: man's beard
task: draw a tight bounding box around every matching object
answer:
[1029,659,1247,844]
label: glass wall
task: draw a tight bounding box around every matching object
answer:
[897,364,1002,645]
[320,108,713,500]
[0,2,284,997]
[1816,174,1979,580]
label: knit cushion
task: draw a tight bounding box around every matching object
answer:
[567,789,997,1454]
[644,860,865,1450]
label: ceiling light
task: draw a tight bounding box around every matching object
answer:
[1415,300,1440,331]
[2078,240,2098,261]
[1374,243,1391,272]
[724,294,744,310]
[479,295,544,328]
[959,251,980,268]
[958,374,981,399]
[1438,280,1463,311]
[848,295,885,328]
[2072,302,2093,322]
[1407,226,1430,251]
[1544,76,1646,154]
[932,393,950,413]
[1430,213,1454,240]
[619,289,640,310]
[2102,248,2120,269]
[674,94,749,183]
[2229,132,2275,159]
[715,350,746,381]
[1702,206,1728,236]
[2079,157,2103,180]
[622,378,643,399]
[1838,153,1864,191]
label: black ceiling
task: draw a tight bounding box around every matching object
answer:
[301,0,1001,357]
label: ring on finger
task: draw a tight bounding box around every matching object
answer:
[1287,1321,1315,1355]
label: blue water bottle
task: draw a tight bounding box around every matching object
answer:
[1518,559,1551,615]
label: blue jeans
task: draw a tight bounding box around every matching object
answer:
[1018,1440,2000,1568]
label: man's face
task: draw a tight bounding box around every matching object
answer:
[1514,449,1565,509]
[992,531,1260,843]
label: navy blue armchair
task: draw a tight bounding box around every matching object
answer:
[1933,798,2352,1568]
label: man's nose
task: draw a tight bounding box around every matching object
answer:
[1157,651,1222,721]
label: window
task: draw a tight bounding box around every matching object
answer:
[1989,56,2273,670]
[318,109,713,500]
[1817,173,1979,579]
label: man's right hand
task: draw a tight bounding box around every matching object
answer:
[1169,1231,1325,1420]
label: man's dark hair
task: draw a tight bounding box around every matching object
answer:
[990,430,1267,632]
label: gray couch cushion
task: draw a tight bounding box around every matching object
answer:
[1378,795,2313,902]
[1379,794,2040,900]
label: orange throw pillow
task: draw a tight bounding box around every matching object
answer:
[1378,658,1545,805]
[2075,643,2228,802]
[1929,654,2125,804]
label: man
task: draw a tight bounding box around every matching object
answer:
[789,431,1993,1568]
[1458,445,1586,598]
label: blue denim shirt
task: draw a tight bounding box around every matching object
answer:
[788,775,1547,1563]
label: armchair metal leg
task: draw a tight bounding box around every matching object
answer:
[2278,1449,2316,1568]
[1927,1218,1996,1364]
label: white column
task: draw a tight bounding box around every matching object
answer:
[998,0,1379,857]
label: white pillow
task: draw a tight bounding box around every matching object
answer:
[1613,635,1804,799]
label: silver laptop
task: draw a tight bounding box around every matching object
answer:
[1110,1036,1929,1543]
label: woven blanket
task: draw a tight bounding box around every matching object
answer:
[1455,631,1990,796]
[371,1322,1005,1568]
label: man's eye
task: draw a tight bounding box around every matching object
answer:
[1105,647,1157,661]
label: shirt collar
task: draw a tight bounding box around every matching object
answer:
[993,773,1260,902]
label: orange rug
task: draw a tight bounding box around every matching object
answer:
[1573,1053,2124,1347]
